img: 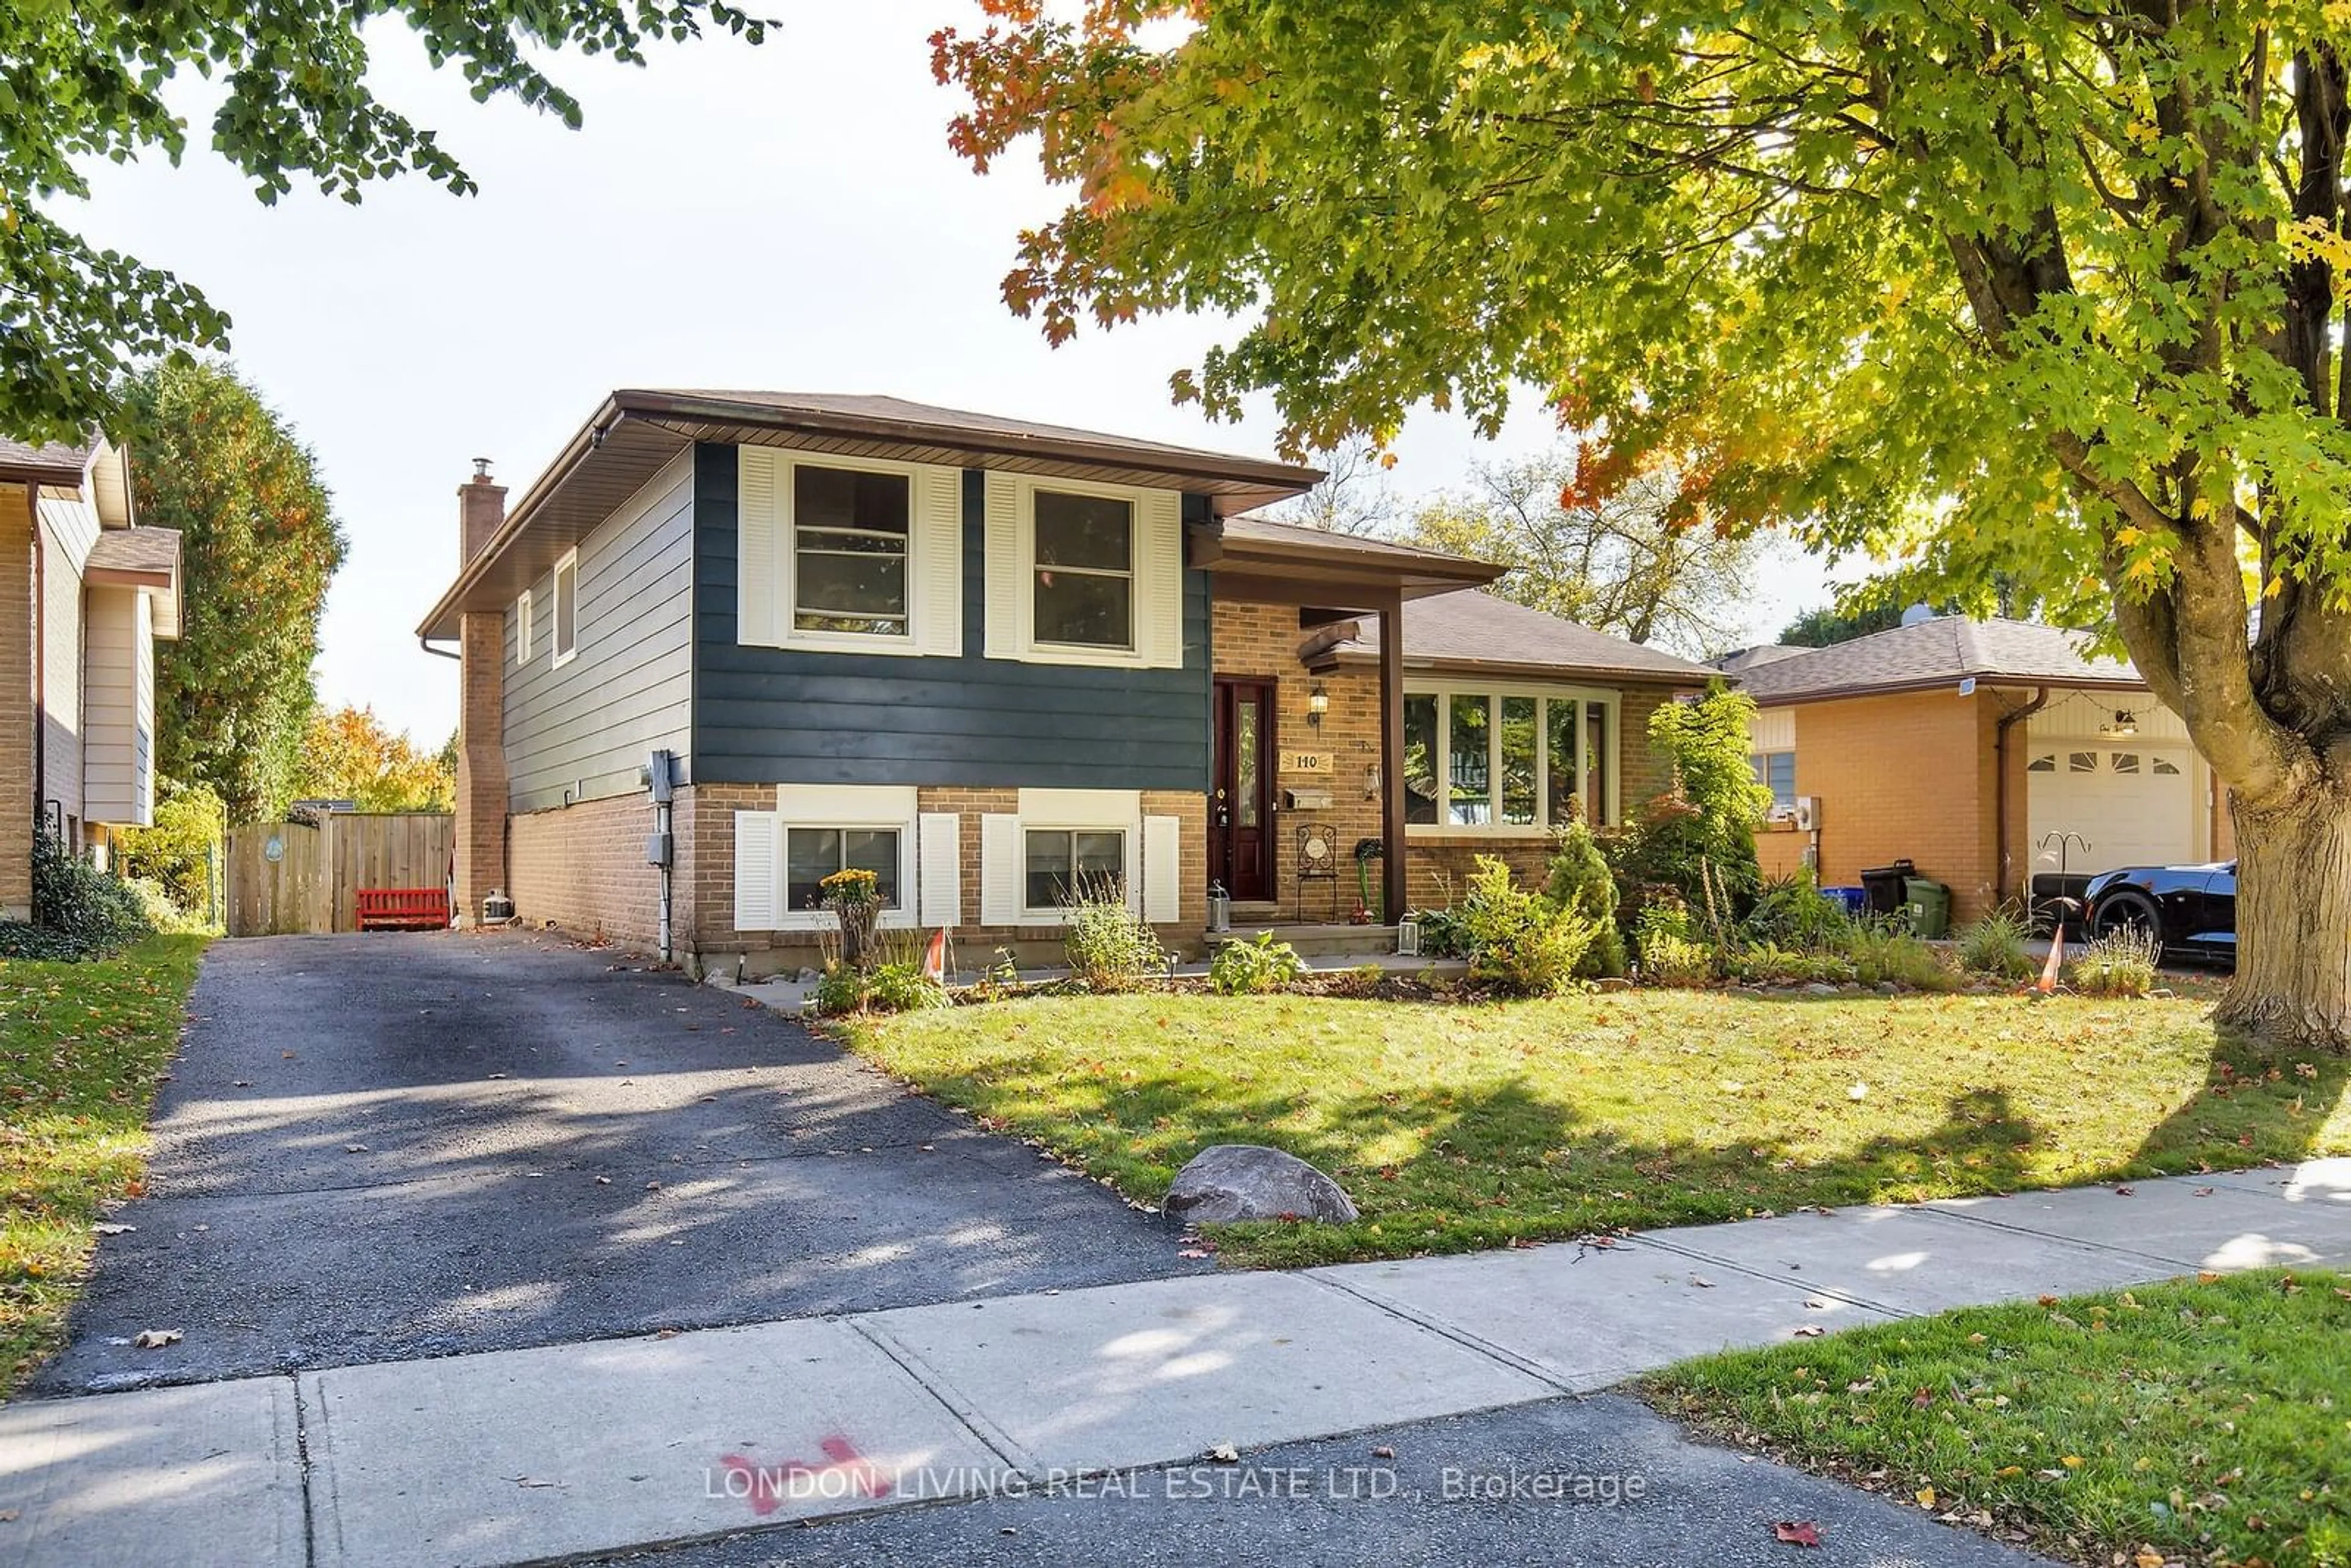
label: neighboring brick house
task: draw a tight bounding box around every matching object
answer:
[1728,615,2232,924]
[0,435,184,917]
[416,390,1715,973]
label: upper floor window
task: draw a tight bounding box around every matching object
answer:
[516,588,534,663]
[736,446,961,657]
[794,464,910,638]
[551,549,579,667]
[1032,490,1133,650]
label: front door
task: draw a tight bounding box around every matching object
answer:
[1212,678,1277,903]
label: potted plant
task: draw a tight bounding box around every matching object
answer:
[820,866,882,971]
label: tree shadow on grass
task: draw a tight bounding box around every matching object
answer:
[2124,1018,2351,1180]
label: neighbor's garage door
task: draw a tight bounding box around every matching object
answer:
[2026,745,2196,875]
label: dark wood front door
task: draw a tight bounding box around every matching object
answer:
[1212,677,1278,903]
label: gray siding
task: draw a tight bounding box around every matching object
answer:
[692,443,1211,789]
[504,449,695,812]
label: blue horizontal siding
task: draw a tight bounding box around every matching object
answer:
[691,443,1210,790]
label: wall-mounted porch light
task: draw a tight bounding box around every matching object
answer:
[1307,684,1329,728]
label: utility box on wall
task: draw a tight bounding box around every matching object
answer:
[1793,796,1821,832]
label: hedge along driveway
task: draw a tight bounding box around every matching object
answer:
[840,987,2351,1267]
[0,935,207,1398]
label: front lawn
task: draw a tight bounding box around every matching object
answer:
[1,935,207,1398]
[1648,1270,2351,1568]
[840,989,2351,1267]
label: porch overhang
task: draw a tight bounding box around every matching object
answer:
[1188,515,1507,608]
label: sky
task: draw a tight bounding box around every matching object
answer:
[65,6,1840,746]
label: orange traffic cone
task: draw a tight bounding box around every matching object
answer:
[2036,922,2065,994]
[922,928,948,982]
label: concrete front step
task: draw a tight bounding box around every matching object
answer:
[1205,922,1406,959]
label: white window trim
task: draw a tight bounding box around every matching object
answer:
[781,453,929,658]
[1403,680,1619,838]
[1003,788,1144,923]
[550,548,579,669]
[1751,748,1797,811]
[1017,823,1138,923]
[516,589,534,664]
[770,785,921,932]
[1014,474,1147,667]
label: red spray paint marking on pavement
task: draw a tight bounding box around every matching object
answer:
[718,1436,892,1516]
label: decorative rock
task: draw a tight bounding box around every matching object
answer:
[1594,976,1635,992]
[1803,981,1841,998]
[1163,1144,1360,1225]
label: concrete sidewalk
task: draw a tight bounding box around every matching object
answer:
[2,1159,2344,1568]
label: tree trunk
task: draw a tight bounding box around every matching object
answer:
[2216,784,2351,1051]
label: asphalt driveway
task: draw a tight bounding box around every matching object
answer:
[30,931,1201,1396]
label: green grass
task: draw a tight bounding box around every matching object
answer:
[1648,1270,2351,1568]
[1,935,207,1399]
[840,988,2350,1267]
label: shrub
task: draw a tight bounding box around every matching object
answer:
[1842,919,1959,991]
[127,876,215,936]
[1640,931,1718,986]
[1061,876,1166,992]
[1544,819,1625,978]
[1955,906,2036,979]
[1210,930,1306,996]
[2068,929,2161,997]
[0,830,152,961]
[1409,904,1472,959]
[1455,855,1599,997]
[117,779,223,922]
[1727,944,1856,986]
[812,959,952,1015]
[1742,871,1853,953]
[1606,686,1771,929]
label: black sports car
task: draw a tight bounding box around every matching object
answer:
[2081,861,2236,964]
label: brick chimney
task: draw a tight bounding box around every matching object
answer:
[460,457,506,564]
[453,462,509,925]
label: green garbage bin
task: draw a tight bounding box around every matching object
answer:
[1902,877,1951,939]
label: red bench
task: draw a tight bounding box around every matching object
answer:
[356,887,451,931]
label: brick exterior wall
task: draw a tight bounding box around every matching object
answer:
[454,610,509,924]
[510,789,666,950]
[1751,691,2004,921]
[0,486,34,917]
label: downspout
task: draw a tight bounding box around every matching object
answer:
[30,489,43,840]
[1993,686,2050,906]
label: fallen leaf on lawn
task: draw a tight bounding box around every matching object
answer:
[1206,1444,1239,1463]
[2134,1550,2166,1568]
[2198,1270,2222,1283]
[1773,1520,1823,1547]
[2038,1294,2061,1307]
[1792,1326,1826,1338]
[2060,1455,2084,1469]
[1847,1082,1869,1101]
[132,1329,182,1350]
[1911,1388,1937,1409]
[1916,1487,1937,1509]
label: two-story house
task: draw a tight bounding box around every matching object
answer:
[1,433,184,917]
[418,391,1714,972]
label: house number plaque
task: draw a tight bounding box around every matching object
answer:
[1281,750,1332,774]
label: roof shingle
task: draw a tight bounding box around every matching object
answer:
[1731,616,2140,703]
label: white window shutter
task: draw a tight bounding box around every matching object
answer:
[915,465,964,658]
[1142,815,1182,925]
[1138,489,1183,669]
[980,813,1022,926]
[918,812,961,929]
[981,470,1020,659]
[737,447,780,647]
[733,811,781,930]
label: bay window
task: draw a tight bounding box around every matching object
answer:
[1404,685,1616,831]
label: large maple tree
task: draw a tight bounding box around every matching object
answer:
[937,1,2351,1047]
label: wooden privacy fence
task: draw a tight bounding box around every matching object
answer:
[227,813,455,937]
